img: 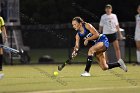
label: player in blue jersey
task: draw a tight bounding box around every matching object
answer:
[71,17,127,76]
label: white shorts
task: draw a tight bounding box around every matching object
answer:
[135,31,140,41]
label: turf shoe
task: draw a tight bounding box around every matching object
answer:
[118,59,128,72]
[81,71,91,77]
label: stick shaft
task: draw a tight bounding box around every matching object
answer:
[0,44,19,53]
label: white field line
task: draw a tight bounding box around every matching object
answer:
[25,86,140,93]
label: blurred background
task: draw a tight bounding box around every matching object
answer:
[0,0,139,64]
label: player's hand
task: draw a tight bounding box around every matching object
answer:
[72,48,78,58]
[72,50,77,58]
[118,34,126,40]
[84,39,88,46]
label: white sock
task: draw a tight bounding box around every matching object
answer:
[136,50,140,63]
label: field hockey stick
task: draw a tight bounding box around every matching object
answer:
[58,56,73,71]
[58,47,79,71]
[58,49,89,71]
[0,44,24,54]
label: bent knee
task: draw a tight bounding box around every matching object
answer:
[88,49,95,55]
[100,65,108,71]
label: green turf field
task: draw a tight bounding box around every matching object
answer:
[0,64,140,93]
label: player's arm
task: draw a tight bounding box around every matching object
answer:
[99,26,103,33]
[84,23,99,46]
[99,16,104,33]
[115,15,124,40]
[72,33,80,58]
[116,25,124,40]
[74,33,80,49]
[85,23,99,41]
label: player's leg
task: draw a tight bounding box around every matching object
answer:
[95,50,127,72]
[81,42,106,76]
[0,34,4,79]
[87,42,127,71]
[0,33,3,71]
[80,55,92,76]
[135,41,140,64]
[0,48,3,71]
[95,52,108,70]
[112,40,128,71]
[92,42,120,70]
[96,52,121,70]
[105,33,116,62]
[0,47,4,79]
[81,55,93,76]
[112,40,121,60]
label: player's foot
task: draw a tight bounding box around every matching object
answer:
[118,59,127,72]
[0,73,4,79]
[81,71,91,77]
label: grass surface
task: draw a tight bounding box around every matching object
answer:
[0,64,140,93]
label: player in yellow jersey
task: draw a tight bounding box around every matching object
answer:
[0,16,8,79]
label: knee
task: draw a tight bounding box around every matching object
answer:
[101,64,108,71]
[88,48,95,55]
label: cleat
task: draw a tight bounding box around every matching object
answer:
[118,59,128,72]
[81,71,91,77]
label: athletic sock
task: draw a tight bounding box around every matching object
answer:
[107,62,120,69]
[136,50,140,63]
[0,55,3,71]
[85,56,93,72]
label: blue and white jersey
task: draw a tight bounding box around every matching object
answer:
[77,23,109,48]
[77,24,96,45]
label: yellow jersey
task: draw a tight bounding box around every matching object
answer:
[0,17,5,33]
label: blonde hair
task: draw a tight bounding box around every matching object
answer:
[72,17,85,23]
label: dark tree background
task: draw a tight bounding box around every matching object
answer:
[20,0,140,48]
[20,0,140,24]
